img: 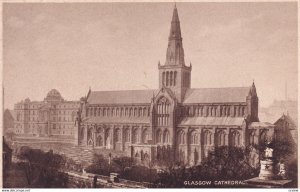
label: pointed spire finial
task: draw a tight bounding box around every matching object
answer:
[174,2,177,8]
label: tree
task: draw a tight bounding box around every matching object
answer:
[112,156,134,172]
[17,147,67,187]
[86,154,111,176]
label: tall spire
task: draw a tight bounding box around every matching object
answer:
[165,5,185,66]
[169,5,181,40]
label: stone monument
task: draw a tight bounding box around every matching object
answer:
[245,142,293,187]
[258,142,275,180]
[278,163,287,179]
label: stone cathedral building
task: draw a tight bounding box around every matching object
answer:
[75,5,274,166]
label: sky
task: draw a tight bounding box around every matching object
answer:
[3,2,298,109]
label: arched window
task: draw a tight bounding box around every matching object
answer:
[220,106,223,117]
[120,108,123,116]
[204,130,212,145]
[156,129,162,143]
[116,108,119,116]
[190,131,198,144]
[129,108,133,117]
[111,108,114,116]
[163,130,170,143]
[142,129,148,144]
[178,130,185,144]
[142,107,146,116]
[166,71,169,86]
[170,71,173,86]
[132,129,138,144]
[139,108,142,117]
[156,97,170,126]
[134,108,137,116]
[260,130,267,144]
[96,135,103,146]
[232,131,240,146]
[174,71,177,86]
[227,107,230,116]
[162,72,165,86]
[89,108,93,116]
[217,130,226,146]
[206,106,209,117]
[115,129,121,142]
[94,108,97,116]
[124,128,130,142]
[234,106,237,116]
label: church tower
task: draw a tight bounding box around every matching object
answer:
[158,5,192,103]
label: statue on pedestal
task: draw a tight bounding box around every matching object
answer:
[265,142,273,159]
[259,142,275,180]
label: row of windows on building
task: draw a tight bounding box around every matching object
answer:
[87,128,151,146]
[52,124,74,130]
[87,106,150,117]
[15,103,79,109]
[16,115,76,122]
[182,105,246,117]
[162,71,177,86]
[15,110,77,120]
[52,116,76,122]
[177,130,241,146]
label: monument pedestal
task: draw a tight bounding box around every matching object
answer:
[245,177,292,188]
[259,159,274,180]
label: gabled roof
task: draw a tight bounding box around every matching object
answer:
[87,90,158,105]
[87,87,251,105]
[179,116,245,126]
[274,114,297,129]
[183,87,251,104]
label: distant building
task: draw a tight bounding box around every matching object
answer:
[274,114,297,144]
[3,109,15,132]
[14,89,80,137]
[75,6,275,166]
[259,100,297,125]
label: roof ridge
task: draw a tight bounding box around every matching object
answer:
[92,89,158,93]
[189,86,250,90]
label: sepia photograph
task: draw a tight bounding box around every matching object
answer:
[2,1,298,189]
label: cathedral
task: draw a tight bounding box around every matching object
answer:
[75,5,274,166]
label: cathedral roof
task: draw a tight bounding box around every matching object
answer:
[183,87,251,104]
[87,90,158,105]
[85,116,150,124]
[87,87,251,105]
[249,122,275,128]
[179,116,245,126]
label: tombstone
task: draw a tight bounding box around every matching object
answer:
[278,163,287,179]
[110,173,120,183]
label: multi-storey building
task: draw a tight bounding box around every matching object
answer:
[14,89,80,137]
[76,5,274,166]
